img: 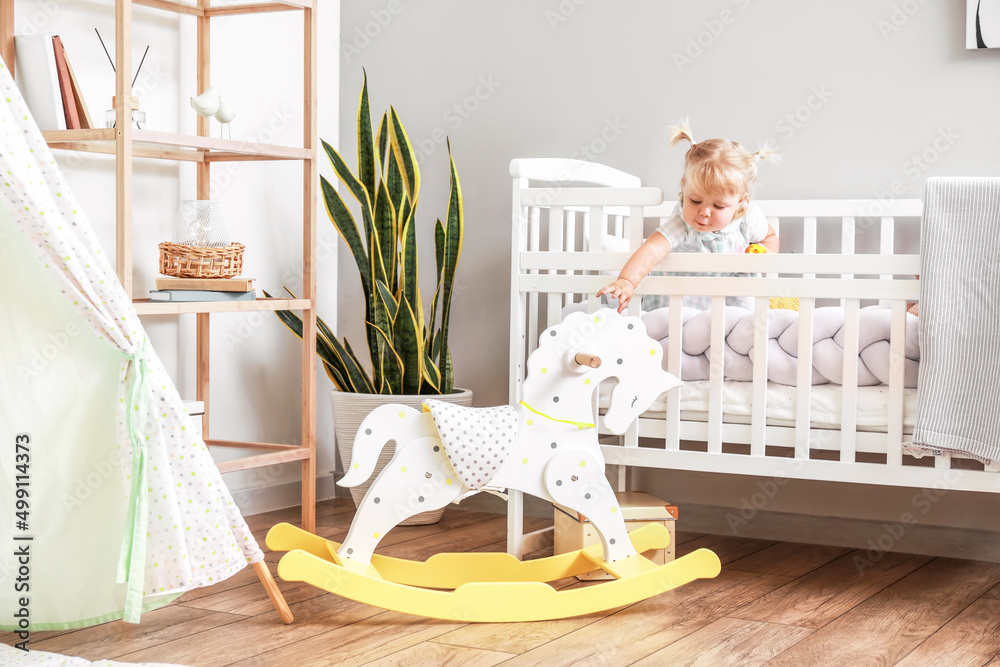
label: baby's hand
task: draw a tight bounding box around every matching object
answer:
[597,278,635,313]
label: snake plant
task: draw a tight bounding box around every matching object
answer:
[273,74,464,395]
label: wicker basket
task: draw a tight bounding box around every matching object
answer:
[158,242,245,279]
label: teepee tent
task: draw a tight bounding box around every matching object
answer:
[0,60,278,630]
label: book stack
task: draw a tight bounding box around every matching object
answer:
[14,34,93,131]
[149,277,257,302]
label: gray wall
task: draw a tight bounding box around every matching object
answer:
[338,1,1000,531]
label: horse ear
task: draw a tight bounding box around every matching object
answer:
[661,370,683,392]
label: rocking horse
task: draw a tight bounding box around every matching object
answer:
[267,309,721,622]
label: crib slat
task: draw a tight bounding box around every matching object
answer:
[563,210,576,309]
[879,217,895,308]
[795,298,815,459]
[586,206,603,312]
[803,216,817,280]
[664,295,683,451]
[841,217,856,279]
[708,297,725,454]
[627,206,644,317]
[750,297,769,457]
[528,207,541,356]
[547,206,564,329]
[840,299,860,464]
[510,178,529,406]
[767,217,780,279]
[886,299,907,467]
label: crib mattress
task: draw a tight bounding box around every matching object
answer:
[600,380,917,433]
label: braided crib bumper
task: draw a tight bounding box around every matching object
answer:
[641,306,920,387]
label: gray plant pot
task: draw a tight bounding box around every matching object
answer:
[330,387,474,525]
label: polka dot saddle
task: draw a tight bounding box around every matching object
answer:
[422,399,518,490]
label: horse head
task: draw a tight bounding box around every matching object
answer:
[528,308,682,435]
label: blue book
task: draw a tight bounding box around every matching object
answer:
[149,290,257,302]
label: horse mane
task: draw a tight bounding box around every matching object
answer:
[531,307,653,367]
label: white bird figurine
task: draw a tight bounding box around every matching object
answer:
[190,86,220,117]
[214,95,235,139]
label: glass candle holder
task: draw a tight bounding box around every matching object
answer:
[104,96,146,129]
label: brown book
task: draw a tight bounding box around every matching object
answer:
[155,277,256,292]
[51,36,80,130]
[61,42,93,129]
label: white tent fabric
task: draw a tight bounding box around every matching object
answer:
[0,59,263,630]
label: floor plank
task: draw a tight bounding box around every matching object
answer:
[6,496,1000,666]
[236,610,465,667]
[363,640,516,666]
[766,558,1000,666]
[631,616,814,666]
[895,598,1000,666]
[115,593,385,667]
[502,568,793,666]
[430,612,606,654]
[726,541,851,577]
[678,533,778,566]
[25,605,246,662]
[731,550,931,629]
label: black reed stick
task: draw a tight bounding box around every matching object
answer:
[95,29,115,73]
[131,45,150,88]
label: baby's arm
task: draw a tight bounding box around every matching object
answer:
[598,233,672,313]
[758,223,779,253]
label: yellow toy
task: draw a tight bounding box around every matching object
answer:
[744,244,800,310]
[267,309,721,622]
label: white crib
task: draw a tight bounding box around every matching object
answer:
[506,158,999,557]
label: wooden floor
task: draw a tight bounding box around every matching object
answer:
[5,497,1000,666]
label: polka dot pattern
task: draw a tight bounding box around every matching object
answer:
[423,399,517,490]
[0,67,262,617]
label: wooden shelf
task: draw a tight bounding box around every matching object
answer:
[133,0,312,17]
[43,129,311,162]
[2,0,319,536]
[215,446,313,474]
[133,297,311,315]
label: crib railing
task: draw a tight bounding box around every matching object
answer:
[507,158,994,559]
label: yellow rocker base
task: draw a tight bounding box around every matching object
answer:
[266,523,722,622]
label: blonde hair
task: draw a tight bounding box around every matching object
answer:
[669,119,779,218]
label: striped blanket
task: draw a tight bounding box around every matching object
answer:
[907,178,1000,466]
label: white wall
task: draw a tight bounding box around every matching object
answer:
[338,0,1000,532]
[11,0,340,513]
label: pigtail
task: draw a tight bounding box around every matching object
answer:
[668,118,696,148]
[753,144,782,165]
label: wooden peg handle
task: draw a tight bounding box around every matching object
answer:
[574,352,602,368]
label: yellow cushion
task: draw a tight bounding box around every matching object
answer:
[769,296,799,311]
